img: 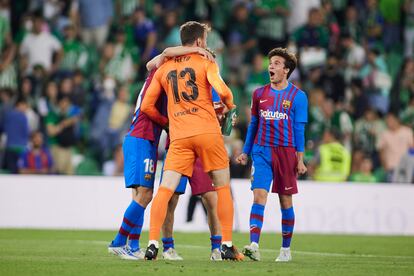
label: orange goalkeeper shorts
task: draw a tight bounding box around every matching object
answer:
[164,133,229,177]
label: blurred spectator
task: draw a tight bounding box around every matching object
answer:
[318,99,353,150]
[349,156,378,183]
[103,143,123,176]
[71,70,87,108]
[100,28,135,84]
[287,0,321,33]
[158,10,181,48]
[2,98,29,173]
[393,58,414,110]
[392,141,414,183]
[46,96,80,175]
[245,53,268,97]
[0,88,13,127]
[353,108,386,158]
[320,0,341,51]
[204,19,225,75]
[71,0,113,49]
[19,14,62,76]
[104,85,131,156]
[341,31,366,84]
[349,78,370,119]
[226,2,256,74]
[404,0,414,57]
[18,131,53,174]
[308,128,351,182]
[364,0,384,48]
[132,7,157,80]
[320,55,345,102]
[341,5,363,44]
[291,7,329,71]
[376,112,414,182]
[290,7,329,49]
[360,48,392,114]
[0,2,16,90]
[37,80,59,118]
[400,96,414,129]
[379,0,403,52]
[307,88,326,144]
[60,24,88,74]
[254,0,290,55]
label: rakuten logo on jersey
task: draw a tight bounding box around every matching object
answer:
[260,109,288,120]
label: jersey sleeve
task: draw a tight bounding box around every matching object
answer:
[206,62,235,109]
[242,90,260,154]
[211,88,221,102]
[294,91,308,123]
[140,70,169,127]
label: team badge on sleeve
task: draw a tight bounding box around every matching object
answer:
[282,100,291,109]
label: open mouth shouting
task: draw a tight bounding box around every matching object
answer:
[269,70,276,81]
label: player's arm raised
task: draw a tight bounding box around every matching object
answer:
[206,61,235,110]
[236,90,260,165]
[146,46,214,71]
[140,73,169,128]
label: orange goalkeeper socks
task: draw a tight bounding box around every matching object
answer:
[215,185,234,243]
[149,186,174,241]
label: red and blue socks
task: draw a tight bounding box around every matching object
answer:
[128,213,144,251]
[112,200,145,247]
[281,207,295,248]
[162,237,174,252]
[250,203,265,244]
[210,235,222,251]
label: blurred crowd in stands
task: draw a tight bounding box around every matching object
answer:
[0,0,413,183]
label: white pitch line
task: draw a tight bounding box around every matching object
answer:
[74,240,414,260]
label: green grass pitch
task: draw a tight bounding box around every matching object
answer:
[0,229,413,276]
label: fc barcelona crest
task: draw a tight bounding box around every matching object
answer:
[282,100,291,109]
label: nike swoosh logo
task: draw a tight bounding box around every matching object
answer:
[260,100,267,103]
[148,249,154,254]
[285,187,293,190]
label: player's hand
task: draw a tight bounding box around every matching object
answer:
[198,48,215,61]
[230,111,238,127]
[297,160,307,175]
[236,153,248,165]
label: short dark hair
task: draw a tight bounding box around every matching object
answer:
[180,21,210,46]
[268,47,297,79]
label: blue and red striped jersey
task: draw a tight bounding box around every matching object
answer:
[18,148,53,171]
[127,69,167,147]
[243,83,308,154]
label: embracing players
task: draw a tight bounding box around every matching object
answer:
[108,46,214,260]
[236,47,308,262]
[141,21,241,260]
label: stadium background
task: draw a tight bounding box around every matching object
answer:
[0,0,413,275]
[0,0,413,182]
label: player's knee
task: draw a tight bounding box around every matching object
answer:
[134,188,153,207]
[253,189,268,205]
[201,192,217,210]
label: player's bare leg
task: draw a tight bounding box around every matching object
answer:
[276,194,294,262]
[146,170,182,260]
[161,194,183,260]
[209,168,243,260]
[243,188,268,261]
[201,191,222,260]
[201,191,221,236]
